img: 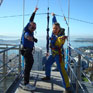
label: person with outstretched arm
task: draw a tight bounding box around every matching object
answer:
[21,7,38,91]
[42,13,72,93]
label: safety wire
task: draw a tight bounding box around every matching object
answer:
[67,0,71,69]
[57,0,70,43]
[57,0,70,70]
[0,13,93,24]
[57,0,68,26]
[35,0,40,35]
[68,0,70,43]
[57,0,70,44]
[36,0,39,8]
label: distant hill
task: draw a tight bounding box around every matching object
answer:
[0,35,20,44]
[0,35,20,38]
[0,39,20,44]
[73,38,93,43]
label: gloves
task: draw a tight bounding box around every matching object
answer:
[33,37,38,43]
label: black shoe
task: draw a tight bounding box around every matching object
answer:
[42,77,50,81]
[65,90,72,93]
[65,86,72,93]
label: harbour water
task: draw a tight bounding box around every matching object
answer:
[35,36,93,49]
[0,36,93,48]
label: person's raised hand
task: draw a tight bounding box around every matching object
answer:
[51,13,55,16]
[34,7,38,13]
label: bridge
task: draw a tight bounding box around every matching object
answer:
[0,44,93,93]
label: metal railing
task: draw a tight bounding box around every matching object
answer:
[0,43,93,93]
[0,44,21,93]
[67,45,93,93]
[0,44,43,93]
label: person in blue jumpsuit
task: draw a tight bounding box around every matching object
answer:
[21,8,38,91]
[42,13,71,93]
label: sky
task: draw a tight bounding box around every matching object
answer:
[0,0,93,40]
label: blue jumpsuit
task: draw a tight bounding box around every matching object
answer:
[45,16,70,89]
